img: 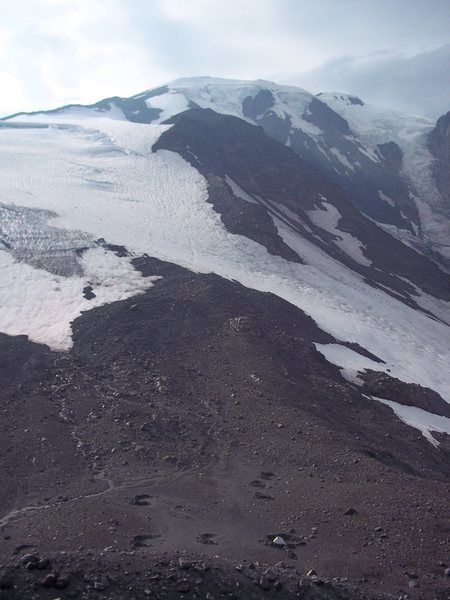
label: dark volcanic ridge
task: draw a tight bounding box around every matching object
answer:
[155,108,450,309]
[1,257,450,599]
[0,551,410,600]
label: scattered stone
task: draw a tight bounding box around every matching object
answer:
[259,576,271,590]
[39,573,57,588]
[132,494,152,506]
[163,455,176,463]
[196,533,218,545]
[0,571,12,590]
[176,579,191,593]
[254,491,273,500]
[272,536,286,546]
[274,580,283,591]
[250,479,265,488]
[178,558,192,570]
[56,575,70,589]
[21,553,39,569]
[37,557,50,570]
[131,534,157,548]
[228,316,254,333]
[344,508,357,516]
[444,567,450,577]
[93,580,107,591]
[82,285,96,300]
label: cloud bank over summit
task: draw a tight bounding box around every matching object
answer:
[0,0,448,119]
[282,45,450,120]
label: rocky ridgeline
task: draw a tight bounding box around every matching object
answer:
[0,550,426,600]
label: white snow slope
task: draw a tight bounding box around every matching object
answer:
[1,109,450,447]
[11,77,447,264]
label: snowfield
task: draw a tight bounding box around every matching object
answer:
[0,113,449,429]
[0,247,159,349]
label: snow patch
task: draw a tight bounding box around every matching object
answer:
[329,147,354,171]
[357,144,381,163]
[315,343,381,384]
[317,144,332,161]
[0,247,158,350]
[146,92,190,123]
[374,396,450,447]
[307,202,371,266]
[225,176,258,204]
[378,190,395,207]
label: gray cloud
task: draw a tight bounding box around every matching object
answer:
[0,0,448,118]
[280,45,450,120]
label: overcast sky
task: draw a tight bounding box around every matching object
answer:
[1,0,449,119]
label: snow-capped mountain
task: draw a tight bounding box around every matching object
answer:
[1,77,450,595]
[7,76,448,266]
[2,76,449,383]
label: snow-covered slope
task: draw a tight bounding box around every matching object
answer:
[7,77,448,266]
[1,78,450,452]
[0,110,449,415]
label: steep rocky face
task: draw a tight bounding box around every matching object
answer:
[318,93,450,267]
[360,370,450,418]
[429,111,450,204]
[202,173,303,263]
[155,108,450,306]
[286,96,417,231]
